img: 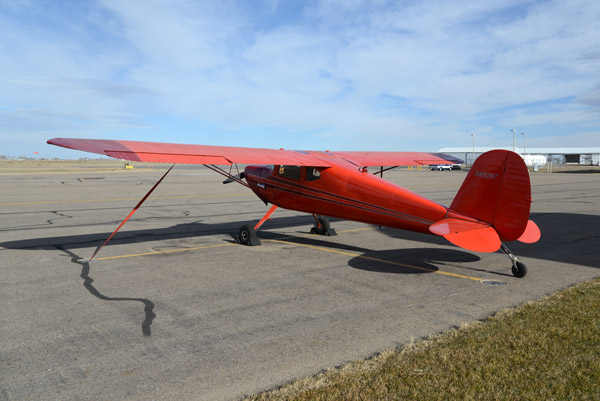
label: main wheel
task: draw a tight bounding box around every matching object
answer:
[239,224,259,246]
[511,261,527,278]
[312,216,331,235]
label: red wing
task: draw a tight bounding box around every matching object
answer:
[47,138,463,167]
[47,138,331,167]
[333,151,463,167]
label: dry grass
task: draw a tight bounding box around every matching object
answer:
[246,279,600,400]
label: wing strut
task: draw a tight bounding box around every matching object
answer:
[204,164,249,188]
[84,164,175,262]
[373,166,399,177]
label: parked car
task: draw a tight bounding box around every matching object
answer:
[429,164,462,171]
[430,164,453,171]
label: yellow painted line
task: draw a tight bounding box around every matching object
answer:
[89,225,479,282]
[292,226,377,239]
[0,193,252,206]
[265,239,482,282]
[96,243,236,261]
[259,226,377,242]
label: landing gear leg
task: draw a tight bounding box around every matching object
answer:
[310,214,337,236]
[501,244,527,278]
[237,204,278,246]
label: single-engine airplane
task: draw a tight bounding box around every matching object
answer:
[47,138,540,277]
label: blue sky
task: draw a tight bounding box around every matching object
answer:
[1,0,599,158]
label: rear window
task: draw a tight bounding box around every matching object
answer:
[306,167,321,181]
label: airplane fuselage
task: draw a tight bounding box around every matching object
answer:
[244,157,449,235]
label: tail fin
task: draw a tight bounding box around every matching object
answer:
[451,150,532,241]
[429,150,540,252]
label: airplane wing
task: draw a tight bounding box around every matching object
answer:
[47,138,463,167]
[332,151,464,167]
[47,138,331,167]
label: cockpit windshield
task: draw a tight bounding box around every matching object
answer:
[278,165,301,180]
[275,165,322,181]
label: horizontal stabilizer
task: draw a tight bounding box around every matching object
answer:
[429,218,501,253]
[517,220,541,243]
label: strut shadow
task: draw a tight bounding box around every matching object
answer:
[55,245,156,337]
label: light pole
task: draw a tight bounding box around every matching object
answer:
[471,134,476,166]
[521,132,527,154]
[510,129,516,152]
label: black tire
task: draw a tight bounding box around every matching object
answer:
[239,224,256,246]
[312,216,330,235]
[512,261,527,278]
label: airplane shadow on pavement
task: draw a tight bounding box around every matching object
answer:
[0,215,316,250]
[2,211,597,337]
[380,212,600,270]
[3,211,596,273]
[256,232,483,276]
[347,248,482,275]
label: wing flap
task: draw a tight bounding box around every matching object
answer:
[105,151,230,165]
[333,151,463,167]
[429,217,501,253]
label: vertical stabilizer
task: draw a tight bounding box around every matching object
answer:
[449,150,532,242]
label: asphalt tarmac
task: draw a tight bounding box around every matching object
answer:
[1,166,599,400]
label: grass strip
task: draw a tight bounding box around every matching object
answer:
[246,279,600,401]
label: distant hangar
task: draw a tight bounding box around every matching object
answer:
[439,147,600,167]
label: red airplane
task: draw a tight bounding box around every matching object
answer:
[47,138,540,277]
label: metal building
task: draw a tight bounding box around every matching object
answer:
[439,147,600,167]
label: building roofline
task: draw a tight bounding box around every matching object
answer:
[439,147,600,154]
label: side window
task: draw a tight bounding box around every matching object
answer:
[278,165,301,180]
[306,167,321,181]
